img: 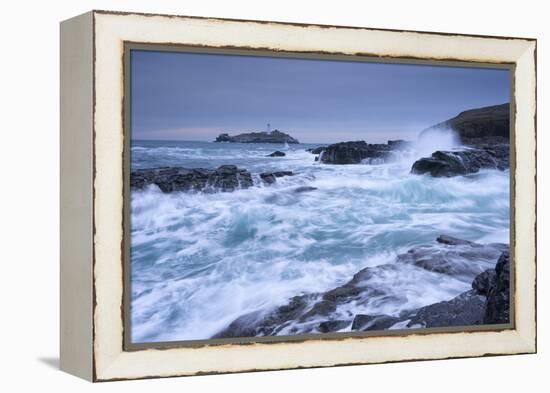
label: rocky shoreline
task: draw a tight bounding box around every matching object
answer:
[131,165,294,193]
[213,236,510,338]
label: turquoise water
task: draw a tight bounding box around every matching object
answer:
[130,139,509,342]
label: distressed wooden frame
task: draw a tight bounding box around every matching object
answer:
[60,10,537,382]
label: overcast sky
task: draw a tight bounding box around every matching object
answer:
[131,49,509,144]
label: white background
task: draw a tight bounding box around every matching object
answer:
[0,0,546,391]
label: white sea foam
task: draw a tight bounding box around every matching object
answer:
[129,140,509,342]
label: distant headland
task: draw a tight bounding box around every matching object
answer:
[214,130,299,144]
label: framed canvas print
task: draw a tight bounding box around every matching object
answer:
[60,10,537,382]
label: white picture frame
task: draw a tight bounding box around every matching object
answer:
[60,10,536,382]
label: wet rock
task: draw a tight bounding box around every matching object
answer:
[267,151,286,157]
[214,130,299,143]
[484,251,510,324]
[132,166,296,192]
[318,320,350,333]
[294,186,318,193]
[214,237,510,339]
[351,314,401,331]
[396,237,507,277]
[259,171,294,184]
[130,165,254,193]
[472,269,497,296]
[436,235,477,246]
[319,140,413,164]
[320,141,390,164]
[405,290,486,328]
[410,146,509,177]
[307,146,326,154]
[259,173,277,184]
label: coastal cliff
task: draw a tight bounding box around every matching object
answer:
[411,103,510,177]
[419,103,510,143]
[215,130,299,144]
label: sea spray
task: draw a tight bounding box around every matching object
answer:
[130,140,509,342]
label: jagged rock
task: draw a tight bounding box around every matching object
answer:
[405,290,486,328]
[307,146,326,154]
[130,165,253,193]
[320,141,390,164]
[420,103,510,142]
[410,146,509,177]
[472,269,497,296]
[387,139,413,149]
[214,130,299,144]
[351,314,400,331]
[267,151,286,157]
[484,251,510,324]
[294,186,317,193]
[319,140,412,164]
[396,238,507,277]
[436,235,477,246]
[213,237,510,339]
[132,167,295,192]
[318,320,351,333]
[259,171,294,184]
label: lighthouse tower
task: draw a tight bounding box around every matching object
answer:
[267,123,271,133]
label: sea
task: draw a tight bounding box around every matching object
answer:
[130,135,509,343]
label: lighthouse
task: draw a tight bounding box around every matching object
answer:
[267,123,271,133]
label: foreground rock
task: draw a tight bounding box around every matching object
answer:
[484,251,510,324]
[213,236,510,338]
[397,236,507,277]
[411,145,509,177]
[131,166,293,192]
[267,151,286,157]
[215,130,299,144]
[318,140,412,165]
[420,103,510,143]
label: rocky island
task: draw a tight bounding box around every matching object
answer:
[215,130,299,144]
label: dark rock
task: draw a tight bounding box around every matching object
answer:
[318,320,350,333]
[420,103,510,143]
[472,269,497,296]
[259,171,294,184]
[267,151,286,157]
[484,251,510,324]
[214,130,299,144]
[387,139,413,149]
[259,173,276,184]
[214,133,231,142]
[351,314,400,331]
[214,238,510,339]
[130,165,254,193]
[307,146,326,154]
[410,146,509,177]
[319,139,412,164]
[320,141,390,165]
[302,300,337,318]
[273,171,294,177]
[436,235,477,246]
[294,186,318,193]
[405,290,486,328]
[211,311,263,339]
[397,236,507,277]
